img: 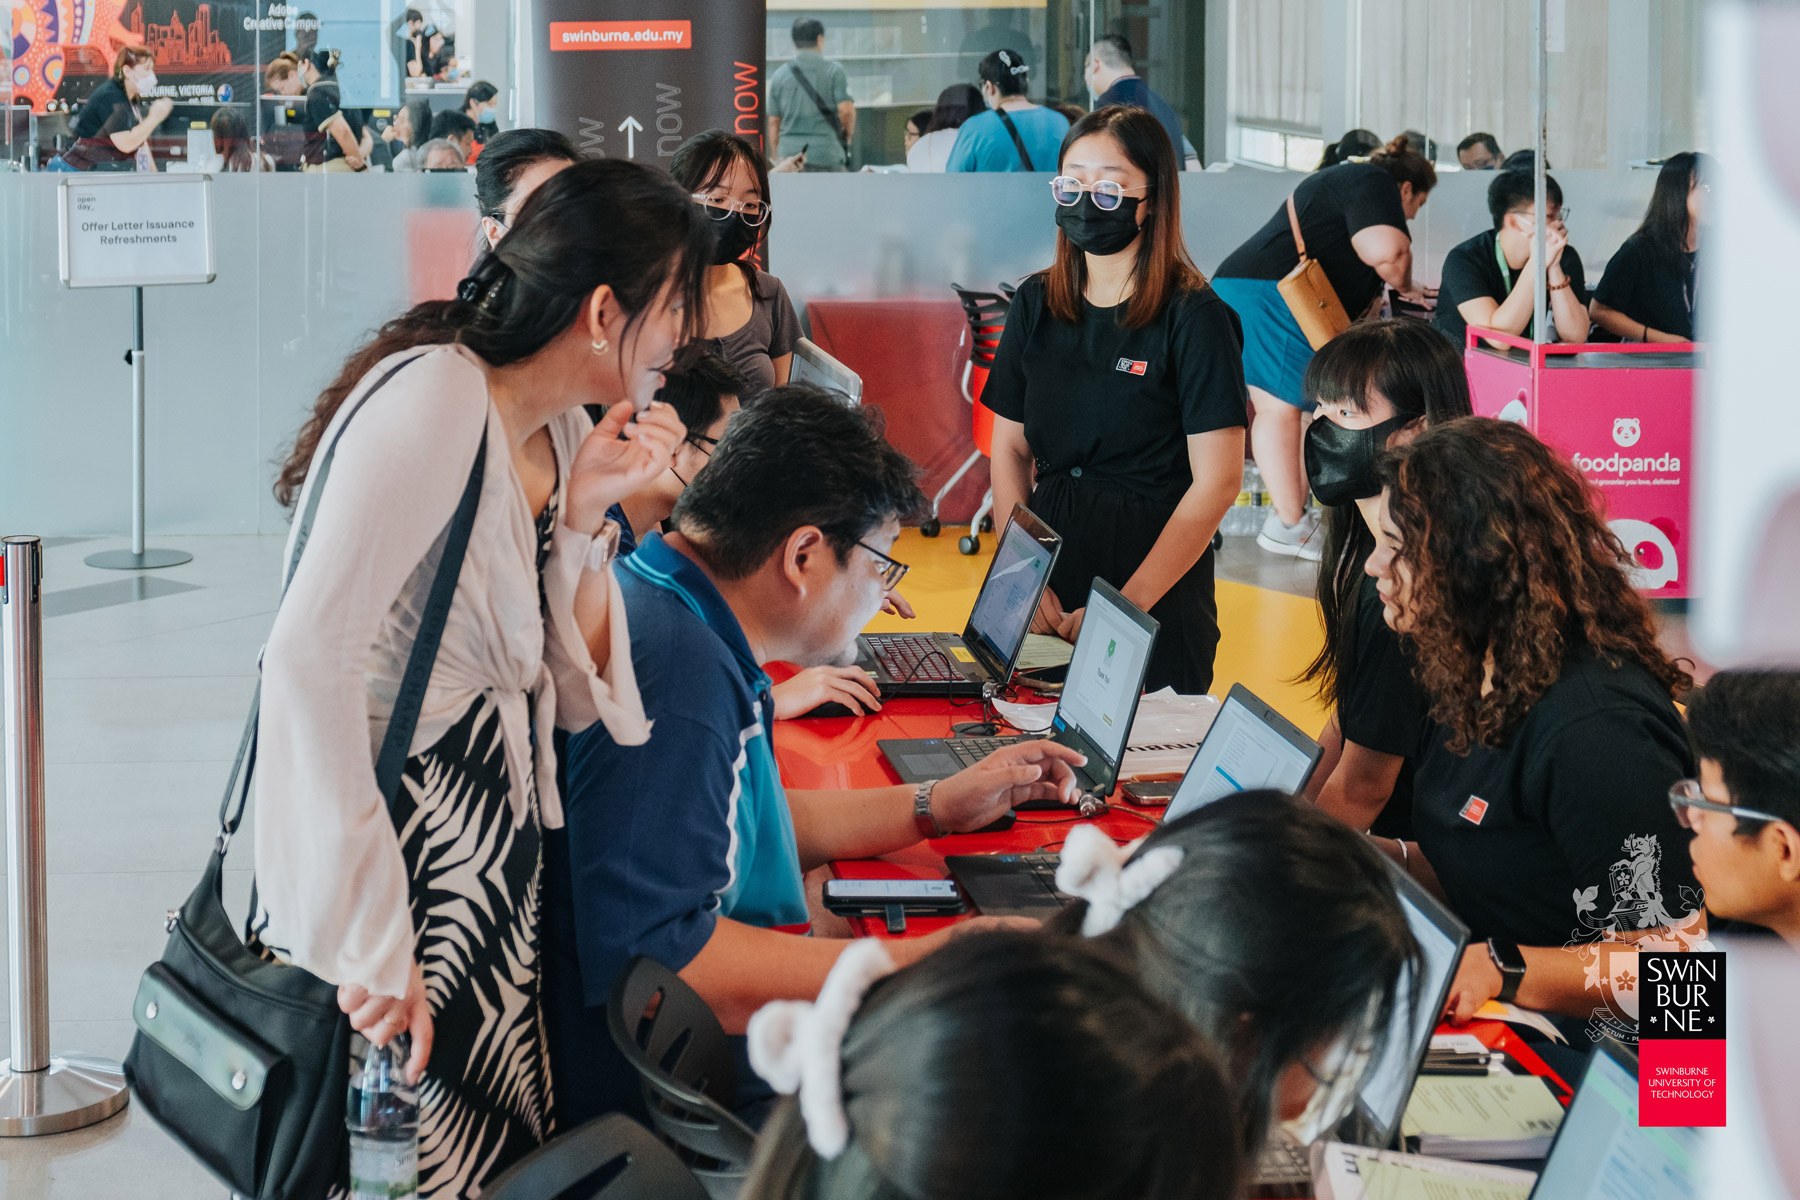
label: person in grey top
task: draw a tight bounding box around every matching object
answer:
[672,131,800,394]
[767,18,854,171]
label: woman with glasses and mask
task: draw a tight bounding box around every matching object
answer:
[985,105,1247,694]
[1365,418,1706,1029]
[671,129,800,395]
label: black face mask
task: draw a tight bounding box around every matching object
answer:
[1055,194,1142,256]
[1304,414,1412,507]
[706,209,761,265]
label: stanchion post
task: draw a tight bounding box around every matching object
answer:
[0,536,129,1136]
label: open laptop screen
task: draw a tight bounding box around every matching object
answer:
[1353,865,1469,1145]
[963,512,1058,678]
[1163,686,1320,824]
[1529,1040,1700,1200]
[1053,580,1156,779]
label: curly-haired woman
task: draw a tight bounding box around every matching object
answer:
[1365,418,1705,1028]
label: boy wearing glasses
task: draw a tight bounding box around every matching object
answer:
[543,389,1088,1129]
[1679,670,1800,947]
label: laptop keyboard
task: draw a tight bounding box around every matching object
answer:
[942,735,1025,770]
[1255,1135,1312,1184]
[867,633,959,683]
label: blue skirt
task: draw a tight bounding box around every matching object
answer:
[1208,276,1316,409]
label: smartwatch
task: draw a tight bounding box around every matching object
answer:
[1487,938,1526,1005]
[913,781,945,840]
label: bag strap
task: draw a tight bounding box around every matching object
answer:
[785,62,851,160]
[1286,194,1308,260]
[997,110,1035,172]
[216,351,487,853]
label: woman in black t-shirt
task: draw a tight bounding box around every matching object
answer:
[1298,321,1471,840]
[1212,138,1435,562]
[301,50,370,172]
[1591,152,1709,342]
[985,105,1248,694]
[60,45,171,171]
[1366,419,1706,1027]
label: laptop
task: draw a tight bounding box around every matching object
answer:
[879,577,1158,796]
[790,337,863,404]
[860,508,1061,698]
[1528,1038,1698,1200]
[947,684,1321,919]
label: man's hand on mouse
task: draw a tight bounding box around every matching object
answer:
[771,665,882,720]
[928,741,1087,833]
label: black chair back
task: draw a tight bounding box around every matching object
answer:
[607,957,759,1199]
[481,1113,712,1200]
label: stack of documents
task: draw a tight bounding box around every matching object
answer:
[1399,1074,1565,1160]
[1313,1143,1537,1200]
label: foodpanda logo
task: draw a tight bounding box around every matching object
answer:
[1612,417,1642,448]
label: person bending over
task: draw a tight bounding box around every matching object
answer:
[741,931,1242,1200]
[543,389,1087,1129]
[1366,418,1705,1025]
[1590,152,1708,344]
[1052,793,1417,1155]
[1300,321,1472,838]
[1680,670,1800,948]
[1435,168,1589,348]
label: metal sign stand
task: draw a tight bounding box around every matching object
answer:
[84,288,191,571]
[0,537,130,1135]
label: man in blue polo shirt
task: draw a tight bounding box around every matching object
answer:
[544,389,1088,1126]
[1084,34,1187,168]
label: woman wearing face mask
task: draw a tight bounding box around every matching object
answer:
[462,80,499,150]
[985,105,1247,694]
[258,159,705,1197]
[58,45,172,171]
[670,129,800,394]
[1298,321,1471,837]
[1367,419,1704,1027]
[946,49,1069,173]
[1212,135,1436,562]
[1050,792,1419,1156]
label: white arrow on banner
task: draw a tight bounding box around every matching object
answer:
[618,115,643,158]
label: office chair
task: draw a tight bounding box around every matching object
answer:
[481,1113,711,1200]
[926,284,1010,554]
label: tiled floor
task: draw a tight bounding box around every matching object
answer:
[0,526,1702,1196]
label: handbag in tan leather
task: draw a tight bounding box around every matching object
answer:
[1276,193,1352,349]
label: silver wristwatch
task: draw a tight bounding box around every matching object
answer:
[583,519,623,573]
[914,780,945,840]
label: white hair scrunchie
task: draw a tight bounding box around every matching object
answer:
[1055,823,1185,936]
[746,938,897,1159]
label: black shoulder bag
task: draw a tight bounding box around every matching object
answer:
[996,109,1036,171]
[784,61,851,167]
[122,354,487,1200]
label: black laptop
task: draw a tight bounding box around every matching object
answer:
[946,684,1322,920]
[860,507,1061,698]
[879,576,1157,797]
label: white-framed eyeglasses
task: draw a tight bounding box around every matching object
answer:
[1049,176,1151,211]
[691,193,771,227]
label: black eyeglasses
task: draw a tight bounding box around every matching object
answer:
[1667,779,1780,831]
[856,540,909,590]
[687,433,719,454]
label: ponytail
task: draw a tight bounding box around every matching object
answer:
[1368,135,1437,193]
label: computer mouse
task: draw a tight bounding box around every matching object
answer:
[797,701,859,719]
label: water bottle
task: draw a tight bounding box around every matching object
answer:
[347,1035,419,1200]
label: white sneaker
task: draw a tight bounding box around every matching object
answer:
[1256,508,1324,562]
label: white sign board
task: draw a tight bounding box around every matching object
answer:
[58,174,215,288]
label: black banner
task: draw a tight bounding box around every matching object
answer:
[531,0,766,167]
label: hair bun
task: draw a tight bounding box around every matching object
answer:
[1378,134,1410,158]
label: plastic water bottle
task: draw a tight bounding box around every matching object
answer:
[347,1035,419,1200]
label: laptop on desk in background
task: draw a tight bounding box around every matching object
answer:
[860,507,1061,698]
[946,684,1323,920]
[878,576,1157,797]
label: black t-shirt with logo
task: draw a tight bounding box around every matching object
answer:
[1412,650,1700,948]
[1593,231,1697,341]
[1434,228,1590,348]
[1215,162,1411,317]
[304,80,363,162]
[1340,573,1431,840]
[980,274,1249,504]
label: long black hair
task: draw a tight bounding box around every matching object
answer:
[1299,320,1471,711]
[1057,791,1420,1153]
[474,126,579,219]
[276,158,711,507]
[741,931,1242,1200]
[1636,151,1709,256]
[671,129,772,285]
[926,82,984,133]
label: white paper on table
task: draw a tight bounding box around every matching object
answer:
[990,689,1221,778]
[1311,1142,1537,1200]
